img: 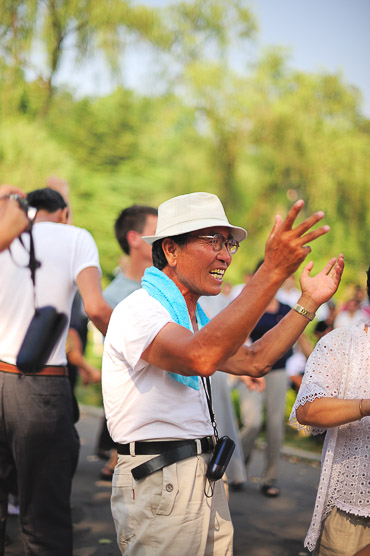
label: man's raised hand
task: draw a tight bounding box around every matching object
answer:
[264,200,330,281]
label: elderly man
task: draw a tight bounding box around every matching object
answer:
[102,191,343,556]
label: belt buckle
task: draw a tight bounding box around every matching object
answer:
[195,438,202,455]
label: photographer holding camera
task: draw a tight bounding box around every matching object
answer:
[0,187,112,556]
[0,184,31,252]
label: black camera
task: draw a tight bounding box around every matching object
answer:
[206,436,235,481]
[10,194,37,222]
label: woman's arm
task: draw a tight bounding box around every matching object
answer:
[296,397,370,428]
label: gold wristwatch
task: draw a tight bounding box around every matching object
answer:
[293,303,315,321]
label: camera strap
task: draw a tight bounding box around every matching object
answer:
[201,377,219,442]
[10,225,41,310]
[27,226,41,293]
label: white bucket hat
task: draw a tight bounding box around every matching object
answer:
[142,192,247,245]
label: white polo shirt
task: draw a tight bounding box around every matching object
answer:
[102,288,213,443]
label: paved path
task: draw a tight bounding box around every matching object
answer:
[5,406,320,555]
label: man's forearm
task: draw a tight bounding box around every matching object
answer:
[0,201,29,251]
[143,266,288,379]
[194,265,285,374]
[218,257,343,378]
[220,301,313,377]
[88,304,113,336]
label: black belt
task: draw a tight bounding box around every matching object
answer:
[117,437,214,481]
[117,437,214,455]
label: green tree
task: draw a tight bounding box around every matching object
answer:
[152,0,258,211]
[0,0,172,114]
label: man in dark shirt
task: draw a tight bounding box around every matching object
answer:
[239,294,292,497]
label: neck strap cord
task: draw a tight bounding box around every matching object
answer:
[9,225,41,311]
[201,376,219,442]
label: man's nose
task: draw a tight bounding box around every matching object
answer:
[216,245,232,265]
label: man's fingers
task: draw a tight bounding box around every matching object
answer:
[0,184,25,198]
[304,261,314,273]
[322,258,338,275]
[268,214,283,238]
[299,261,314,283]
[292,210,326,238]
[279,199,305,232]
[331,255,345,281]
[299,225,330,246]
[326,255,344,290]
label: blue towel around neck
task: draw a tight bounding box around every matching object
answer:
[141,266,209,390]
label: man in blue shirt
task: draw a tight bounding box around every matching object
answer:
[97,204,157,477]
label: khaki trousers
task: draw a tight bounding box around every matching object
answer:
[111,451,233,556]
[314,507,370,556]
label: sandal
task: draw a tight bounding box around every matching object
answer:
[260,484,280,497]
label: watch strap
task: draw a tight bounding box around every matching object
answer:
[293,303,315,321]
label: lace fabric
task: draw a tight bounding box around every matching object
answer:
[289,323,370,551]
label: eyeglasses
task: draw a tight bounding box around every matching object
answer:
[195,234,239,255]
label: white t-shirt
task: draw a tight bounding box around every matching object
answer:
[102,288,213,443]
[276,286,300,308]
[0,222,100,366]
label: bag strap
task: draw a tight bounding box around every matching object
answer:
[9,225,41,311]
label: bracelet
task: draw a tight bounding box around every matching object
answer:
[293,303,315,322]
[359,399,366,419]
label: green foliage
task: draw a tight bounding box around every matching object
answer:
[0,117,75,187]
[75,376,103,407]
[248,54,370,283]
[166,0,257,63]
[46,89,143,170]
[1,0,370,292]
[0,0,173,114]
[0,0,38,62]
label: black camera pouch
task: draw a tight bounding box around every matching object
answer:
[17,306,68,373]
[206,435,235,481]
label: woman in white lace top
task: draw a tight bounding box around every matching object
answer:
[290,318,370,555]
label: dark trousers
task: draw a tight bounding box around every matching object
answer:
[0,371,80,556]
[96,416,116,455]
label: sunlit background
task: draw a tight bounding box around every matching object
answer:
[1,0,369,289]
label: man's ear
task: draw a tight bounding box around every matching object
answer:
[54,207,69,224]
[61,207,69,224]
[126,230,141,250]
[162,238,178,267]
